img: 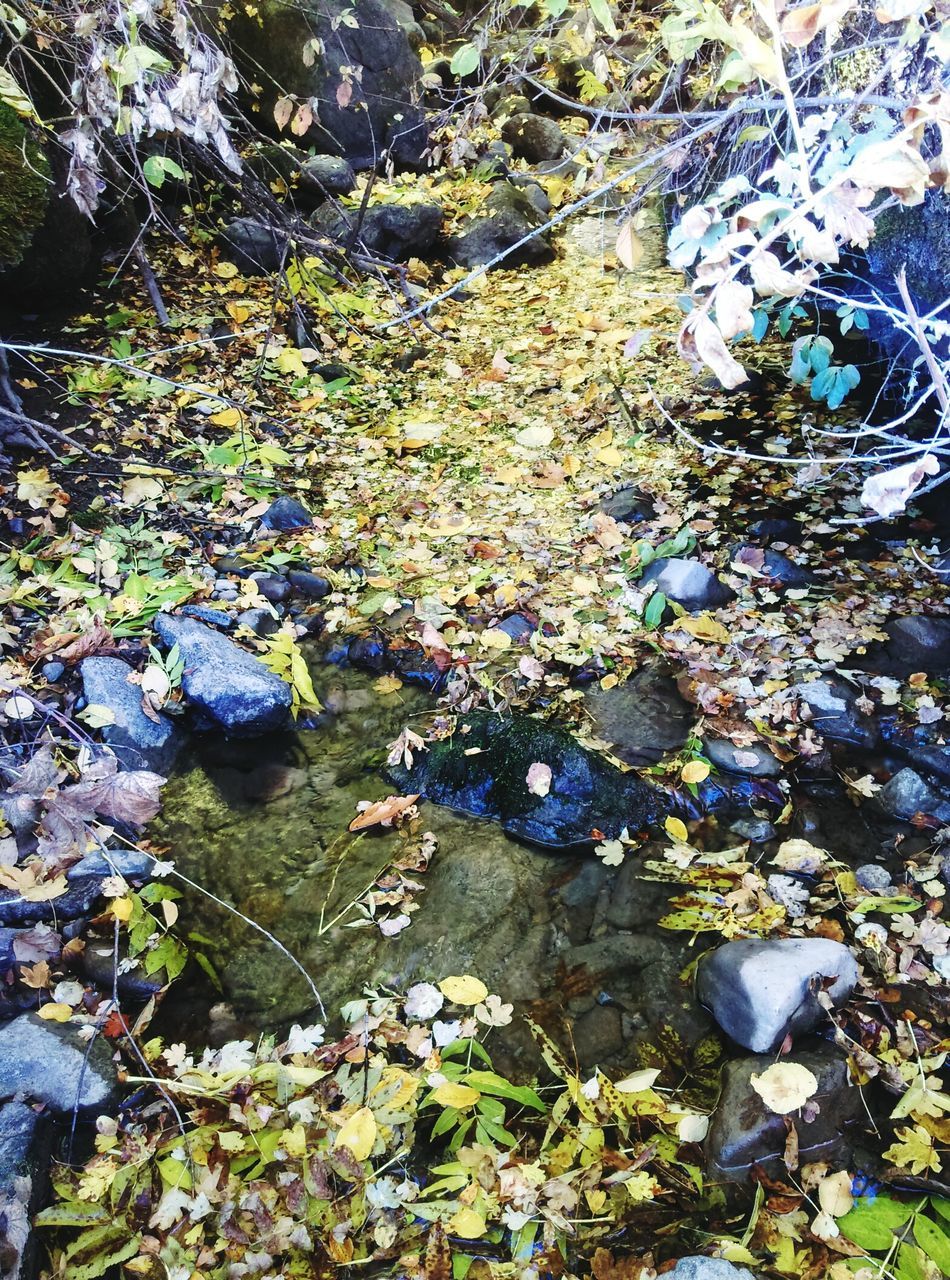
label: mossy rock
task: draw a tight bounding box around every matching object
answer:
[0,103,50,272]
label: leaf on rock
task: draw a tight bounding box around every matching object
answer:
[750,1062,818,1114]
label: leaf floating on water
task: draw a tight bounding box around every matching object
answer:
[664,816,688,843]
[680,760,709,784]
[349,793,420,831]
[438,974,488,1005]
[525,762,552,797]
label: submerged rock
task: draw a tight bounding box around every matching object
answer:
[261,495,313,531]
[671,1262,757,1280]
[0,1015,119,1115]
[706,1044,858,1180]
[863,615,950,680]
[153,615,291,736]
[388,710,661,848]
[640,558,735,613]
[703,738,781,778]
[80,657,182,773]
[875,767,950,825]
[585,664,692,766]
[791,677,879,749]
[696,937,858,1053]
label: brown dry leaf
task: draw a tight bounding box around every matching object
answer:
[349,794,420,831]
[0,864,68,902]
[424,1222,451,1280]
[616,219,644,271]
[18,960,51,989]
[54,619,115,664]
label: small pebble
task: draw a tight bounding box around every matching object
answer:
[855,863,893,893]
[41,661,66,683]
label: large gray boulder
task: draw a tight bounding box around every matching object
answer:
[80,657,182,773]
[696,937,858,1053]
[153,614,291,735]
[312,200,443,261]
[500,113,568,163]
[640,557,735,613]
[0,1100,54,1280]
[0,1016,119,1116]
[205,0,428,168]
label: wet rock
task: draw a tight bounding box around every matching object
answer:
[447,182,553,269]
[80,657,182,773]
[747,516,804,544]
[0,1014,119,1115]
[882,720,950,786]
[237,608,281,638]
[180,605,233,629]
[671,1261,756,1280]
[288,569,331,599]
[218,218,288,275]
[312,201,443,261]
[640,557,735,613]
[855,863,893,893]
[696,938,858,1053]
[153,615,291,736]
[215,555,255,576]
[0,875,107,927]
[703,739,781,778]
[732,545,814,589]
[251,573,291,604]
[863,615,950,680]
[728,817,776,843]
[496,613,536,644]
[299,154,356,200]
[261,495,313,531]
[585,665,692,766]
[0,1099,54,1280]
[706,1044,859,1180]
[388,709,660,848]
[41,661,65,683]
[501,112,568,162]
[82,940,165,1001]
[67,848,154,882]
[597,485,654,525]
[875,768,950,825]
[346,631,445,690]
[791,678,879,750]
[573,1004,623,1067]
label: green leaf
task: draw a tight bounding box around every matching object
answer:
[643,590,667,629]
[462,1070,545,1111]
[449,43,480,77]
[453,1254,476,1280]
[914,1214,950,1272]
[588,0,618,36]
[839,1195,914,1251]
[35,1204,109,1229]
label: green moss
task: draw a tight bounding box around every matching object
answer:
[0,102,50,272]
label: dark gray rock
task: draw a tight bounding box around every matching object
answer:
[447,183,553,270]
[218,218,288,275]
[0,793,39,855]
[496,613,536,644]
[180,605,233,629]
[67,848,154,882]
[387,709,660,849]
[703,739,781,778]
[507,175,551,215]
[261,495,313,531]
[863,615,950,680]
[0,1015,119,1115]
[882,720,950,786]
[670,1261,756,1280]
[501,113,568,162]
[153,615,291,736]
[640,557,735,613]
[215,555,255,576]
[696,938,858,1053]
[728,817,776,843]
[791,678,879,749]
[573,1004,623,1067]
[246,142,306,190]
[597,485,654,525]
[236,607,281,637]
[706,1044,859,1180]
[585,665,692,766]
[80,657,182,773]
[312,200,443,261]
[82,940,165,1001]
[288,569,331,599]
[491,94,532,121]
[41,661,65,683]
[875,768,950,825]
[747,516,803,544]
[299,155,356,199]
[0,1099,54,1280]
[732,545,814,589]
[855,863,893,893]
[0,876,106,928]
[221,0,428,169]
[251,573,291,604]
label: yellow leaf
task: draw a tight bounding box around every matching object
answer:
[681,760,710,785]
[449,1208,486,1239]
[670,614,730,643]
[210,407,242,428]
[226,301,251,323]
[121,475,163,504]
[38,1003,72,1022]
[432,1082,481,1109]
[586,1188,607,1213]
[480,628,512,651]
[334,1106,376,1160]
[373,675,404,694]
[283,1123,308,1157]
[438,975,489,1005]
[112,897,133,922]
[595,446,623,466]
[664,816,688,842]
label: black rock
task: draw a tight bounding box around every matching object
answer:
[747,516,804,544]
[506,175,551,215]
[500,113,568,162]
[882,719,950,785]
[597,485,654,525]
[179,605,234,629]
[215,555,255,577]
[447,183,553,270]
[640,557,735,613]
[261,495,313,531]
[496,613,536,643]
[288,569,332,599]
[731,545,814,589]
[218,218,288,275]
[299,155,357,199]
[236,607,281,638]
[702,739,781,778]
[791,677,879,749]
[153,615,291,736]
[312,201,443,261]
[80,657,182,773]
[0,1099,54,1280]
[706,1044,860,1180]
[874,768,950,825]
[585,665,692,766]
[252,573,291,604]
[0,1014,120,1115]
[0,875,105,928]
[863,615,950,680]
[82,939,165,1001]
[387,709,661,849]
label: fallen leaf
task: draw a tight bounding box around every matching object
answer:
[438,975,488,1005]
[349,794,420,831]
[750,1062,818,1114]
[334,1106,376,1160]
[526,762,552,797]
